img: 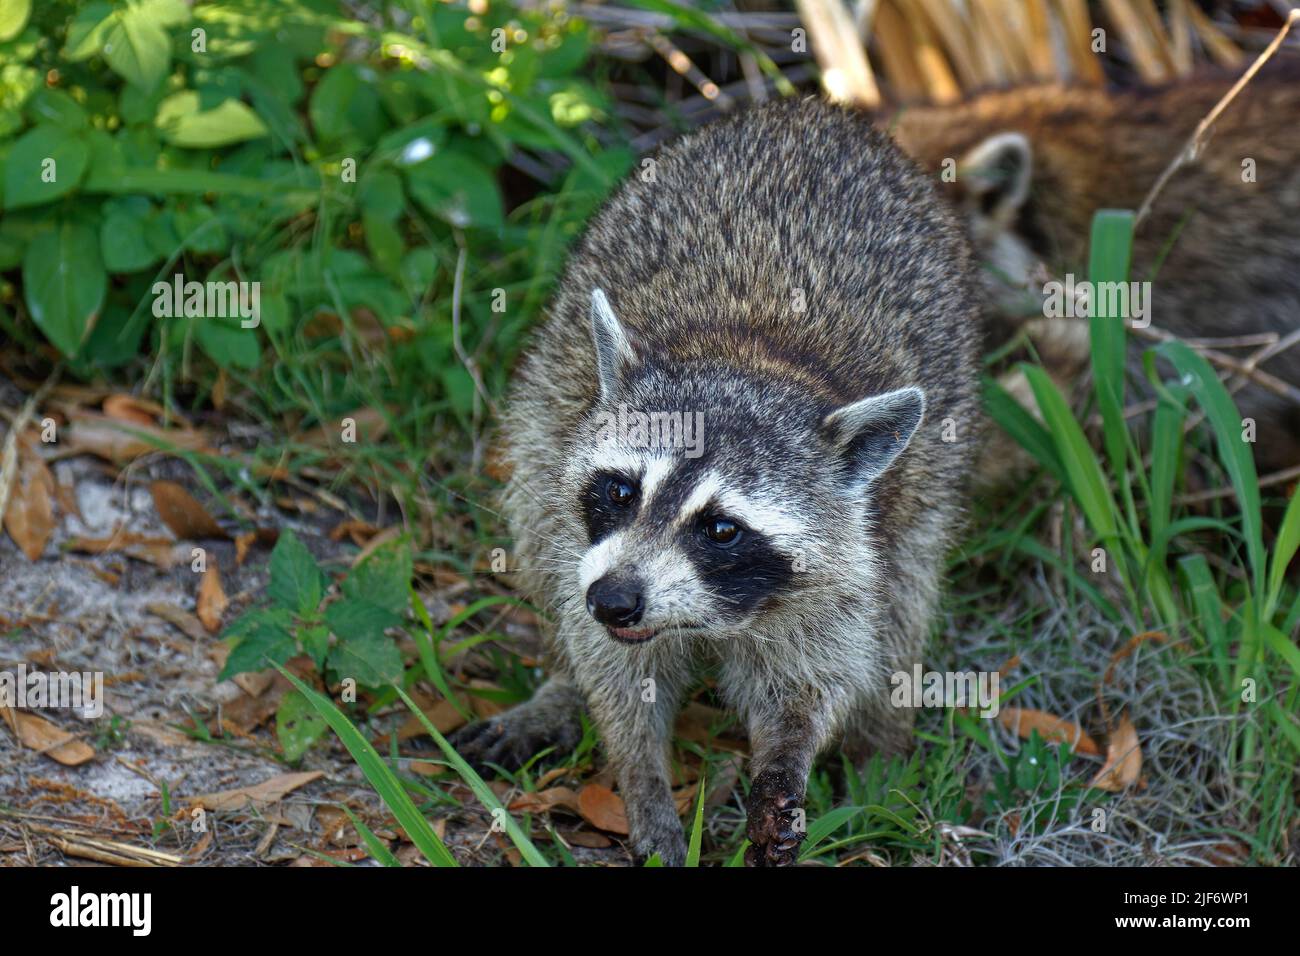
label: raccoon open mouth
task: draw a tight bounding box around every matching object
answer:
[607,625,659,644]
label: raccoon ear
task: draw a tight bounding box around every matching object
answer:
[822,386,926,485]
[590,288,635,401]
[958,132,1032,217]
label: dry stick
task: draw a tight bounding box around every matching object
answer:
[646,32,733,108]
[1129,323,1300,407]
[796,0,880,106]
[0,365,62,525]
[1175,463,1300,506]
[1135,9,1300,230]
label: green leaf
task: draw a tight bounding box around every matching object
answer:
[267,529,327,615]
[62,2,114,60]
[275,665,458,867]
[22,222,105,358]
[195,316,261,370]
[219,607,297,679]
[342,539,412,616]
[325,629,404,688]
[4,124,89,209]
[276,690,328,762]
[100,208,158,273]
[0,0,31,43]
[405,150,503,231]
[685,768,706,867]
[309,64,384,145]
[156,92,269,148]
[103,7,171,90]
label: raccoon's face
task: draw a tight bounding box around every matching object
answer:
[565,290,925,646]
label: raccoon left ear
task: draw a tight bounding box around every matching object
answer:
[590,288,635,401]
[958,132,1032,217]
[822,386,926,485]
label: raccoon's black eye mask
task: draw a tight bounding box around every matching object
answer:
[581,472,639,543]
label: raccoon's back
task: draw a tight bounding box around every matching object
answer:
[516,97,981,423]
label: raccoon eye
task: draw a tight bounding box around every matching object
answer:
[606,477,636,506]
[702,517,741,546]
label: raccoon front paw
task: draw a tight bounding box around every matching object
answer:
[745,768,806,867]
[630,824,688,867]
[447,708,580,775]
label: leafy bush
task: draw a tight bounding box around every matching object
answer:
[0,0,629,423]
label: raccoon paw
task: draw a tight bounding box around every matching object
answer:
[744,768,806,867]
[447,705,581,775]
[629,823,688,868]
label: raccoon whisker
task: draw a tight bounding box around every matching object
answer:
[423,472,588,561]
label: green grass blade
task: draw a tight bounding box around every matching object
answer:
[1157,340,1265,602]
[1178,554,1230,690]
[273,665,458,867]
[685,769,707,867]
[343,806,402,867]
[1087,209,1136,480]
[1023,364,1120,544]
[393,686,550,867]
[982,376,1066,485]
[1266,486,1300,620]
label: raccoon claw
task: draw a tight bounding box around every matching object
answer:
[447,705,581,776]
[745,770,806,867]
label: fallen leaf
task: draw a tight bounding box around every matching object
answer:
[299,407,389,449]
[997,706,1101,757]
[150,480,227,540]
[197,562,228,633]
[64,410,209,464]
[103,394,163,426]
[69,532,180,569]
[147,603,208,642]
[562,830,612,849]
[509,787,582,816]
[1,707,95,766]
[188,771,324,813]
[576,784,629,835]
[393,697,467,742]
[3,444,55,560]
[1089,713,1142,792]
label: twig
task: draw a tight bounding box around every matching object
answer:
[1135,9,1300,229]
[1174,462,1300,506]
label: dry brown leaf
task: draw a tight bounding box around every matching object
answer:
[298,407,389,449]
[576,783,629,835]
[997,706,1101,757]
[102,394,162,426]
[562,830,612,849]
[147,603,208,642]
[2,444,55,560]
[197,562,228,633]
[64,410,209,464]
[188,771,324,812]
[509,787,582,816]
[393,697,467,741]
[150,480,227,540]
[69,532,180,569]
[234,531,256,565]
[1,707,95,766]
[1090,713,1142,792]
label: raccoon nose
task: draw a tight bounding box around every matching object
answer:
[586,577,644,627]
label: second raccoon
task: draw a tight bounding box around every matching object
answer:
[888,59,1300,470]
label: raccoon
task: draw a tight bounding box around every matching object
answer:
[451,97,981,866]
[885,59,1300,471]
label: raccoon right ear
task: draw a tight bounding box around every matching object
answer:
[958,132,1032,217]
[590,288,635,401]
[822,386,926,486]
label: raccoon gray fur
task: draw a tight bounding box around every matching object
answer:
[451,97,981,866]
[886,59,1300,472]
